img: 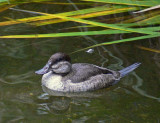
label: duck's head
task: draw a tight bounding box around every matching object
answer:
[35,52,71,75]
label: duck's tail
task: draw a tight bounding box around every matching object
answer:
[119,62,141,78]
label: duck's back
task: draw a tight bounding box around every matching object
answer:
[66,63,118,83]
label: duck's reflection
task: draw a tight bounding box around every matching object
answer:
[42,85,103,98]
[37,85,111,114]
[47,96,71,114]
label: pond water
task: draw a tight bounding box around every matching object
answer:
[0,1,160,122]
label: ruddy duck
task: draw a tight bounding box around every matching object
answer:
[35,52,141,92]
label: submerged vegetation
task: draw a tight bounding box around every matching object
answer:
[0,0,160,52]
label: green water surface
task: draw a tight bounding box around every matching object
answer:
[0,1,160,122]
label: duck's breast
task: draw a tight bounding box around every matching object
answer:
[42,72,65,91]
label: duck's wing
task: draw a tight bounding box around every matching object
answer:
[69,63,119,83]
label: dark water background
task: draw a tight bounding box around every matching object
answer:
[0,1,160,122]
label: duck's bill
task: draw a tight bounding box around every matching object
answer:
[35,62,51,75]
